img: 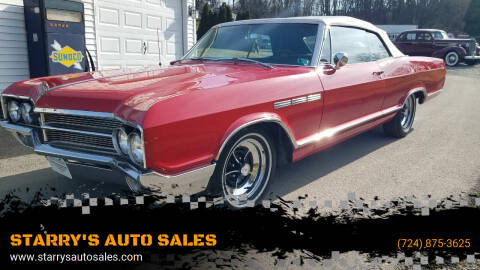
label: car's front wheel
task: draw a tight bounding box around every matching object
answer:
[209,128,276,208]
[383,95,417,138]
[444,51,460,67]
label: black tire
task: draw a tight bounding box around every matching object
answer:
[207,127,276,208]
[383,95,417,138]
[444,51,460,67]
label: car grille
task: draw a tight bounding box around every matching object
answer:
[469,41,476,56]
[44,113,123,131]
[42,113,122,155]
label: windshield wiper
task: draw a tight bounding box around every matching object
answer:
[172,57,274,69]
[170,57,222,65]
[226,58,274,69]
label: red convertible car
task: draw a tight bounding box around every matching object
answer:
[1,17,445,208]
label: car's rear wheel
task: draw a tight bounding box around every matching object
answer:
[383,95,417,138]
[209,128,276,208]
[444,51,460,67]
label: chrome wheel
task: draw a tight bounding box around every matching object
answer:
[221,133,272,207]
[445,51,459,67]
[400,95,415,132]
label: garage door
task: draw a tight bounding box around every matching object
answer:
[95,0,184,70]
[0,1,29,91]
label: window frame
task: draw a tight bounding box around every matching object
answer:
[405,32,417,41]
[318,25,392,66]
[181,22,325,67]
[417,32,433,41]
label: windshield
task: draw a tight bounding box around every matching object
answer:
[432,31,449,40]
[183,23,321,66]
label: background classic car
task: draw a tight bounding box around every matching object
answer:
[0,17,446,208]
[394,29,480,66]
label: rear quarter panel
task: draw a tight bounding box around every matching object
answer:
[379,56,446,109]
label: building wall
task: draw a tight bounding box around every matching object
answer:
[0,0,29,91]
[0,0,195,91]
[377,25,418,40]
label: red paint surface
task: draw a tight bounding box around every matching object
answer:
[3,57,445,175]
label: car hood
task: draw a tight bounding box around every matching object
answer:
[2,63,311,125]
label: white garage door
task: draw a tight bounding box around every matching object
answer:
[0,1,29,91]
[95,0,184,70]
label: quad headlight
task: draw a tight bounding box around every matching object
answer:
[128,132,144,166]
[116,128,130,154]
[20,102,35,124]
[114,128,144,166]
[8,100,21,122]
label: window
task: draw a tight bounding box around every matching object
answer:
[320,31,331,63]
[330,27,371,64]
[46,9,83,22]
[432,31,448,40]
[417,33,432,41]
[406,33,417,40]
[184,23,321,66]
[366,32,390,61]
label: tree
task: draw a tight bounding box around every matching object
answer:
[236,10,251,20]
[197,3,213,39]
[464,0,480,38]
[218,3,231,23]
[226,4,234,22]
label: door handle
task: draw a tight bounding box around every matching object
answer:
[373,71,384,76]
[142,41,147,55]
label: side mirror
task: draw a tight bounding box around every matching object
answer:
[333,52,348,69]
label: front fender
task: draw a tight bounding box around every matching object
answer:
[432,46,467,59]
[215,112,297,160]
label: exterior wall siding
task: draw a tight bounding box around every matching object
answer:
[0,0,194,91]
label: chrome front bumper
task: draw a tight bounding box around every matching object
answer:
[1,121,215,196]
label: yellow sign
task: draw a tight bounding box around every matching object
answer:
[50,45,84,68]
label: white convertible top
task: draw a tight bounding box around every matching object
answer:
[218,16,404,57]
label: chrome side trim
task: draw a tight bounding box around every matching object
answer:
[274,93,322,110]
[41,124,113,138]
[427,88,443,99]
[215,116,298,160]
[307,94,322,101]
[273,100,291,109]
[217,104,402,160]
[297,105,401,147]
[292,96,307,105]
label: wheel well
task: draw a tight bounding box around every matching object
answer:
[220,121,294,166]
[413,91,426,104]
[445,50,458,56]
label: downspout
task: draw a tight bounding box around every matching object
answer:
[181,0,186,54]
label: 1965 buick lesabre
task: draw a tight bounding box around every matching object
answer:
[0,17,445,208]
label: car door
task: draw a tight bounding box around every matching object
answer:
[396,32,417,55]
[318,26,386,130]
[416,32,435,56]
